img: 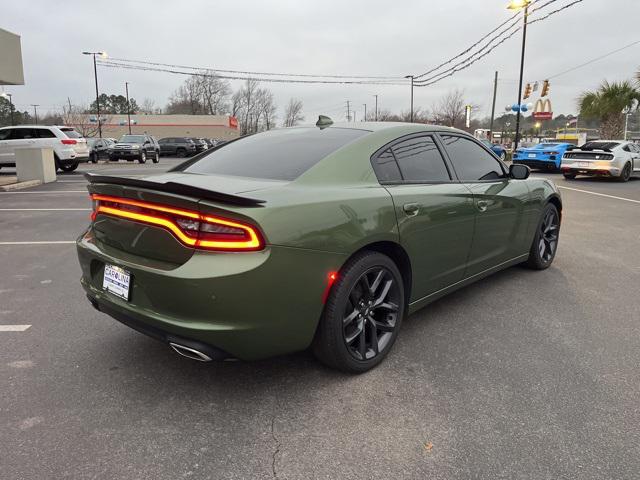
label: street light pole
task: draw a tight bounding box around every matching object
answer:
[373,95,378,121]
[82,51,107,138]
[125,81,132,134]
[31,104,39,124]
[508,0,530,151]
[405,75,414,122]
[363,104,367,121]
[4,93,14,126]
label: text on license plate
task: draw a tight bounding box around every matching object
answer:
[103,264,131,300]
[528,153,536,158]
[579,161,590,167]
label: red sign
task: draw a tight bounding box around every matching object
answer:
[532,111,553,120]
[229,116,238,129]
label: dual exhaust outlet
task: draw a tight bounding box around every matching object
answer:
[169,342,213,362]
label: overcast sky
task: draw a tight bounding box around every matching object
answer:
[3,0,639,124]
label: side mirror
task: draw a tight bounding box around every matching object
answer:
[509,164,530,180]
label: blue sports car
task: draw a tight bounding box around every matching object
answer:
[512,143,574,171]
[480,139,506,161]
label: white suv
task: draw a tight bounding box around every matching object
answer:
[0,125,90,172]
[561,140,640,182]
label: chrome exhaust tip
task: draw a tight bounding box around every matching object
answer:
[169,342,213,362]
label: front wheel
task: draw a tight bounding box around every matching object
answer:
[313,251,405,373]
[524,203,560,270]
[89,152,98,164]
[152,151,160,163]
[617,162,631,182]
[138,151,147,164]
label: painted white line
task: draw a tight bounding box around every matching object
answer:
[0,241,76,245]
[0,190,86,194]
[56,180,87,183]
[0,208,90,211]
[0,325,31,332]
[558,186,640,204]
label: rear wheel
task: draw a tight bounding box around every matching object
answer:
[89,152,98,163]
[563,172,576,180]
[138,151,147,164]
[176,148,186,158]
[152,151,160,163]
[59,162,79,173]
[617,162,631,182]
[313,251,405,373]
[525,203,560,270]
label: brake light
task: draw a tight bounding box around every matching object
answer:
[544,151,559,155]
[90,194,264,251]
[61,139,77,145]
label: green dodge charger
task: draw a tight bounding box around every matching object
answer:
[77,120,562,373]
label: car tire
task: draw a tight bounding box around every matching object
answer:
[563,173,576,180]
[312,251,405,374]
[89,152,98,164]
[176,148,186,158]
[617,162,631,182]
[152,151,160,163]
[524,203,560,270]
[59,162,79,173]
[138,151,147,164]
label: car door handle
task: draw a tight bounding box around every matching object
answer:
[476,200,489,212]
[403,203,420,216]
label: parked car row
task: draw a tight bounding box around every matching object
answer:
[512,140,640,182]
[157,137,225,157]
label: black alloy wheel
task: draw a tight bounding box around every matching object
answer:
[525,203,560,270]
[313,251,405,373]
[618,162,631,182]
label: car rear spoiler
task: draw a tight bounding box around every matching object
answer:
[84,173,265,207]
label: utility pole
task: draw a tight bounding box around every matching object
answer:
[125,82,132,134]
[82,51,107,138]
[346,100,351,122]
[363,104,367,121]
[31,104,39,124]
[489,71,499,140]
[509,0,530,150]
[353,111,356,122]
[373,95,378,121]
[404,75,414,122]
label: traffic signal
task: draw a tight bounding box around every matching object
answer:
[523,83,532,100]
[541,79,550,97]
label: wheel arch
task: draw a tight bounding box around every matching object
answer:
[547,194,562,221]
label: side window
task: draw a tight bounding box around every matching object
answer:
[372,148,402,182]
[9,128,28,140]
[0,129,12,140]
[440,135,505,181]
[36,129,56,139]
[391,135,450,182]
[622,145,631,152]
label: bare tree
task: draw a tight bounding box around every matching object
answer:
[139,98,156,115]
[63,102,111,137]
[231,80,277,135]
[430,89,467,128]
[283,98,304,127]
[198,72,231,115]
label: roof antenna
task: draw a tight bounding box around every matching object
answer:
[316,115,333,129]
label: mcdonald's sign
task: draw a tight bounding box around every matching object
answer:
[532,98,553,120]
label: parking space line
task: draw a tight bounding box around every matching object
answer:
[0,325,31,332]
[558,186,640,204]
[0,241,76,245]
[0,208,90,211]
[0,191,86,194]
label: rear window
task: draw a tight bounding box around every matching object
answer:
[183,127,368,181]
[580,141,619,151]
[539,143,559,148]
[60,128,82,139]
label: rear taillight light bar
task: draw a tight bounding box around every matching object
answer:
[61,139,77,145]
[90,194,264,251]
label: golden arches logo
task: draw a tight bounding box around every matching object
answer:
[534,98,552,113]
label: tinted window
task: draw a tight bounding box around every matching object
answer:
[441,135,505,181]
[36,129,56,139]
[372,148,402,182]
[391,135,450,182]
[0,129,12,140]
[10,128,35,140]
[184,127,368,181]
[580,141,619,151]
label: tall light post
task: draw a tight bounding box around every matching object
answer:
[31,104,39,124]
[404,75,414,122]
[1,92,13,125]
[82,51,108,138]
[373,94,378,121]
[507,0,530,150]
[363,104,367,121]
[125,81,132,134]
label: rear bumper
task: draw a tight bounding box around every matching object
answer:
[76,229,347,361]
[109,152,142,159]
[560,161,619,177]
[58,155,89,166]
[513,158,558,169]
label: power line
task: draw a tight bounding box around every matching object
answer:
[107,57,404,81]
[547,39,640,79]
[529,0,584,24]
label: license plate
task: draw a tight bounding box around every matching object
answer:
[103,264,131,300]
[579,161,590,168]
[528,153,536,158]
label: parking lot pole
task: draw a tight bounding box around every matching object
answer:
[405,75,414,123]
[373,95,378,121]
[510,1,529,150]
[125,82,132,135]
[93,55,102,138]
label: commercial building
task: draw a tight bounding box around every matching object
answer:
[65,114,240,140]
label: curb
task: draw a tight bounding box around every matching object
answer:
[0,179,43,191]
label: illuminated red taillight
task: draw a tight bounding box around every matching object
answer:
[90,194,264,251]
[61,139,77,145]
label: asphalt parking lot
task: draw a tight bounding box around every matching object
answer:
[1,159,639,479]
